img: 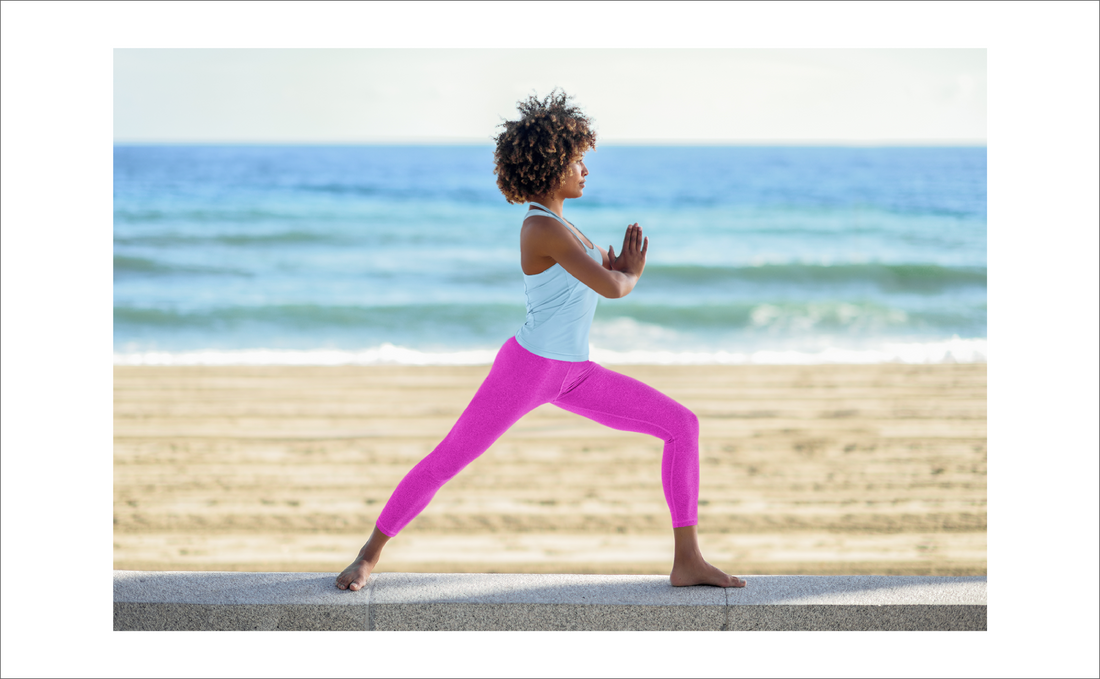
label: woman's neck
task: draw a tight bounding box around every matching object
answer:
[529,195,564,218]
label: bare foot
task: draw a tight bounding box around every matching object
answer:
[335,554,376,591]
[670,524,745,587]
[335,527,391,591]
[670,556,746,588]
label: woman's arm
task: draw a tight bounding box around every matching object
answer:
[522,217,648,299]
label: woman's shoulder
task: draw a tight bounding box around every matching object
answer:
[522,211,567,235]
[526,209,593,247]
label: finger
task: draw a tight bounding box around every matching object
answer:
[641,236,648,259]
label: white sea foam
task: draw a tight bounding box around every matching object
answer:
[114,338,986,366]
[112,343,499,366]
[590,336,986,365]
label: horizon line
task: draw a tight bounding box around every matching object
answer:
[113,139,988,147]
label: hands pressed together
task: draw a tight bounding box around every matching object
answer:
[605,223,648,277]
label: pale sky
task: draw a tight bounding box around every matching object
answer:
[115,49,986,145]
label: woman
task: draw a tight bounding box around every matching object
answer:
[337,91,745,590]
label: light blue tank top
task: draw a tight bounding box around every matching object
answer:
[514,203,602,362]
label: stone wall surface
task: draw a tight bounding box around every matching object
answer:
[114,571,987,631]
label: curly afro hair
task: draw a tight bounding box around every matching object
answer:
[493,89,597,204]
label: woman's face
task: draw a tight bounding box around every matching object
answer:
[557,156,588,200]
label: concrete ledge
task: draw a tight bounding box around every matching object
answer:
[114,571,986,631]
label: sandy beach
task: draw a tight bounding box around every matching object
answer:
[114,363,986,576]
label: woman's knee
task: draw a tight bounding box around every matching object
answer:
[663,402,698,441]
[681,407,700,438]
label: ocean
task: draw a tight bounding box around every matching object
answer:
[113,145,986,365]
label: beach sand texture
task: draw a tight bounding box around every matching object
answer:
[114,363,986,576]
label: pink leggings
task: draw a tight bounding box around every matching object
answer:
[375,337,699,536]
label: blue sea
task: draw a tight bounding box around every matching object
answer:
[113,145,986,365]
